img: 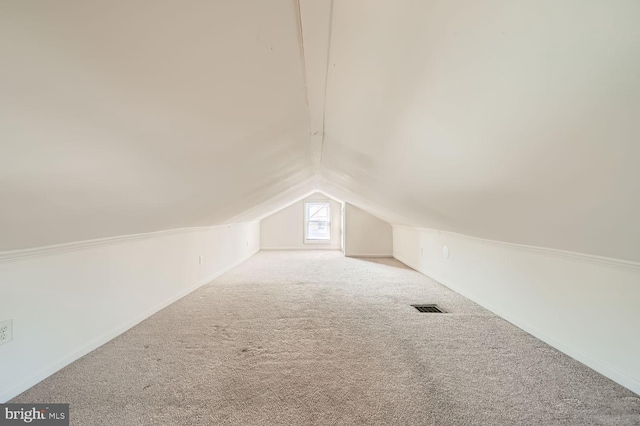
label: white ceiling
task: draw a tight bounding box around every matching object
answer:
[321,0,640,262]
[0,0,315,249]
[2,1,640,262]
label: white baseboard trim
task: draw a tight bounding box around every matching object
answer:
[393,253,640,396]
[260,247,341,251]
[0,249,258,403]
[346,254,393,258]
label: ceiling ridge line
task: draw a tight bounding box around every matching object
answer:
[318,0,335,171]
[294,0,310,110]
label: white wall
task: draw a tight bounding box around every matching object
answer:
[393,225,640,395]
[344,203,392,257]
[260,193,342,250]
[0,222,260,402]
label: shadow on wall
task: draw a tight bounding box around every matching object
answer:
[350,256,413,270]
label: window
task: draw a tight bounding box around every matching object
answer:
[304,202,331,243]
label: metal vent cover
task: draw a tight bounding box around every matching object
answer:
[412,304,444,313]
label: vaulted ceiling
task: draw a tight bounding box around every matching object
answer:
[2,1,639,262]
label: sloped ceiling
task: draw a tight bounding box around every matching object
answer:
[0,0,315,250]
[2,1,640,262]
[320,0,640,262]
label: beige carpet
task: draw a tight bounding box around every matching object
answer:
[12,250,640,425]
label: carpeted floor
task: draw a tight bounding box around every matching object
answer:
[12,250,640,425]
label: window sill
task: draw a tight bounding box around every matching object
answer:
[304,239,332,245]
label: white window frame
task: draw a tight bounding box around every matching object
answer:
[304,202,331,245]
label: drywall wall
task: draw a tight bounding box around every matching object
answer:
[0,222,259,402]
[344,203,392,257]
[393,225,640,395]
[260,193,342,250]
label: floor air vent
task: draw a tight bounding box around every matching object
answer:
[412,304,444,313]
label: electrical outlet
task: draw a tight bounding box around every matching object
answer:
[198,255,204,265]
[0,319,13,346]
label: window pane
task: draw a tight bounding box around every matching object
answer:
[307,220,330,240]
[305,202,331,241]
[308,204,328,221]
